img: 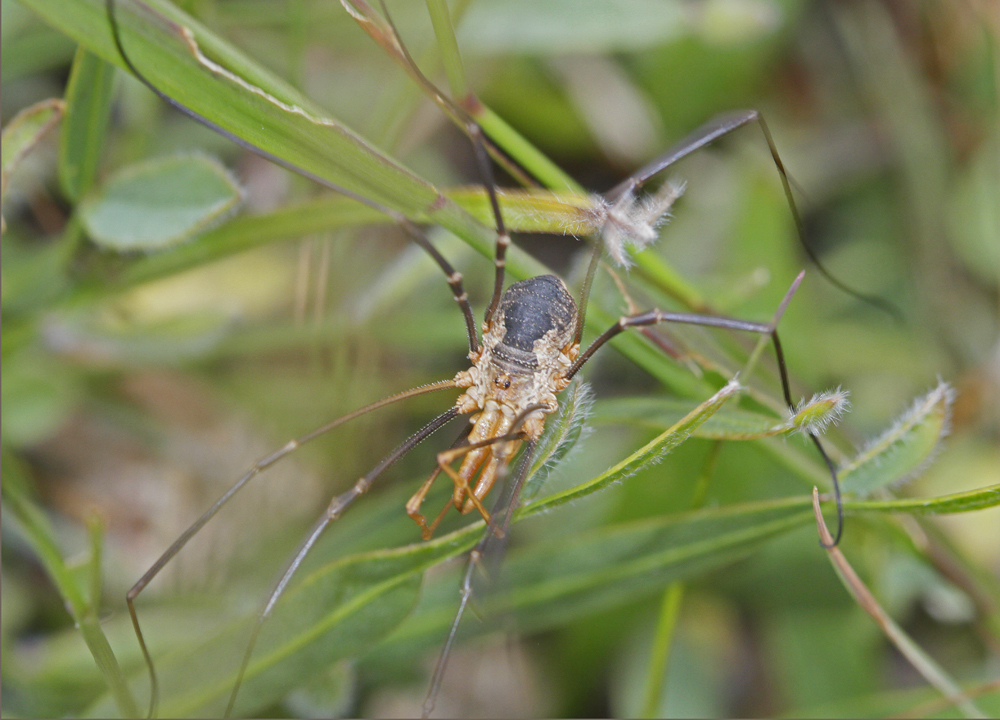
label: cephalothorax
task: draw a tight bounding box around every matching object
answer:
[460,275,579,421]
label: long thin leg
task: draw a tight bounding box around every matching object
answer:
[400,218,480,354]
[573,242,604,345]
[224,407,460,717]
[567,309,778,380]
[407,423,474,538]
[344,0,534,188]
[105,0,482,356]
[422,440,537,719]
[437,437,515,523]
[567,275,845,547]
[355,1,512,329]
[423,546,479,719]
[417,426,530,541]
[602,109,902,321]
[467,122,511,329]
[124,379,455,717]
[604,111,762,200]
[391,28,511,327]
[415,400,548,537]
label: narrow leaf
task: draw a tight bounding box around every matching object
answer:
[841,381,954,495]
[448,186,600,235]
[112,195,387,288]
[594,387,849,441]
[524,378,741,515]
[111,187,593,290]
[523,380,594,501]
[845,483,1000,515]
[497,500,812,630]
[87,380,732,717]
[79,442,998,717]
[424,0,469,99]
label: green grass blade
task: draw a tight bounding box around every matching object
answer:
[2,452,140,718]
[499,500,813,631]
[523,379,741,515]
[372,496,816,661]
[844,483,1000,515]
[109,195,387,288]
[20,0,500,248]
[58,47,115,202]
[471,103,580,192]
[74,434,1000,717]
[424,0,468,100]
[594,389,850,441]
[106,187,590,291]
[83,379,734,716]
[639,581,684,718]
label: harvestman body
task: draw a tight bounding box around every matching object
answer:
[102,0,874,716]
[408,275,579,536]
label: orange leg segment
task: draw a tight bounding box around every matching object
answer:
[404,408,525,539]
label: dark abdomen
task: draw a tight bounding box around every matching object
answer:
[493,275,577,370]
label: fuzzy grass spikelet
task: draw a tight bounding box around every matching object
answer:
[790,387,851,436]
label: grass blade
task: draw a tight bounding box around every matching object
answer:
[58,47,114,202]
[813,488,987,719]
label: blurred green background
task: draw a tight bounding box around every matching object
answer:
[2,0,998,717]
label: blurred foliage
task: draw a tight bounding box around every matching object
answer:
[2,0,999,718]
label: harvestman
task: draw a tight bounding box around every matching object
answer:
[105,0,862,715]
